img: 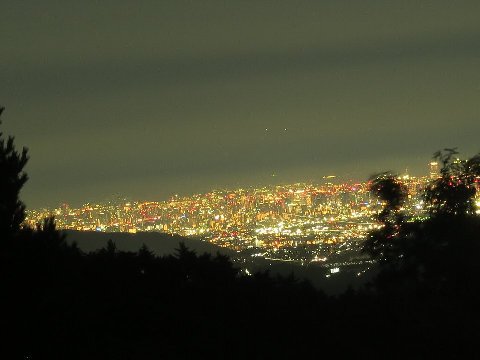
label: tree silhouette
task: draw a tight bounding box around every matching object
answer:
[365,150,480,295]
[362,172,407,262]
[0,107,29,238]
[425,148,480,216]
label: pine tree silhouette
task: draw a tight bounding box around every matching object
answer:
[0,107,29,238]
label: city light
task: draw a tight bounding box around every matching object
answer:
[27,169,460,264]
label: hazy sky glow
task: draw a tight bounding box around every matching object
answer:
[2,1,480,207]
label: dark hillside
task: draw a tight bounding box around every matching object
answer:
[64,230,234,256]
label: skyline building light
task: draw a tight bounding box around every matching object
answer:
[429,162,439,179]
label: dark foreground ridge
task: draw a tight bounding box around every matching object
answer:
[65,230,375,295]
[1,109,480,358]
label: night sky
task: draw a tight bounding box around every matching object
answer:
[2,1,480,208]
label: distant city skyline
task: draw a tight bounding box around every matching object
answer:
[25,156,440,209]
[27,174,452,266]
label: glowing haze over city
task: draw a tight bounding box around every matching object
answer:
[2,1,480,210]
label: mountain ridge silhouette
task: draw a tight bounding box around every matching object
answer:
[64,230,235,256]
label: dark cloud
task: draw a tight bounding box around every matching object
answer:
[1,1,479,207]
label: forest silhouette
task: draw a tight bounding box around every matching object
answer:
[1,107,480,359]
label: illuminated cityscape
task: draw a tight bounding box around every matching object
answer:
[28,168,459,267]
[26,156,480,280]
